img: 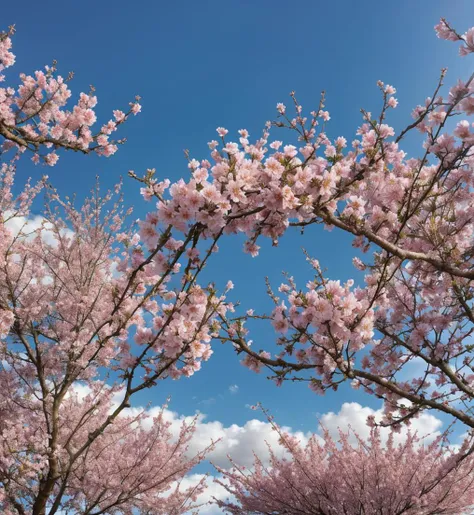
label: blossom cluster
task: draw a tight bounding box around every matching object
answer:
[1,15,474,513]
[0,27,141,166]
[0,379,209,513]
[174,19,474,427]
[217,422,474,514]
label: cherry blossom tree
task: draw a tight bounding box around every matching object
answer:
[183,19,474,430]
[0,382,211,514]
[0,160,230,513]
[0,28,222,514]
[2,14,474,514]
[0,25,141,166]
[228,21,474,430]
[215,414,474,515]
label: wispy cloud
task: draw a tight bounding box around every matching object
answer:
[229,384,239,394]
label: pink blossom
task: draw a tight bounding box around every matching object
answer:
[113,109,126,122]
[131,102,141,114]
[435,19,459,41]
[460,27,474,55]
[44,152,59,166]
[218,426,474,514]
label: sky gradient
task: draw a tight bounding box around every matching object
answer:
[3,1,474,509]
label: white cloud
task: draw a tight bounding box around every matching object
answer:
[72,384,444,470]
[4,213,74,247]
[70,386,299,470]
[182,402,443,512]
[195,417,310,469]
[67,382,94,402]
[125,403,310,470]
[228,384,239,394]
[319,402,442,445]
[64,384,448,514]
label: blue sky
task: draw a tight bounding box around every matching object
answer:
[3,0,474,480]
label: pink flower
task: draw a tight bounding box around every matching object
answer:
[131,102,141,115]
[283,145,297,158]
[227,180,247,204]
[44,152,59,166]
[272,317,289,334]
[0,309,14,337]
[113,110,126,122]
[387,97,398,108]
[460,27,474,56]
[461,97,474,115]
[454,120,471,140]
[244,241,260,257]
[139,221,159,249]
[435,19,459,41]
[134,327,154,345]
[324,145,336,158]
[140,186,154,201]
[83,109,97,126]
[344,196,366,218]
